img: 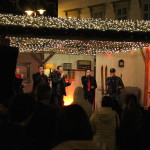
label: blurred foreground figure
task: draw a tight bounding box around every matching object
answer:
[53,104,106,150]
[90,96,119,150]
[0,94,36,150]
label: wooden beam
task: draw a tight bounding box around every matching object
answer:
[30,52,55,65]
[30,52,43,64]
[140,48,146,64]
[144,48,150,108]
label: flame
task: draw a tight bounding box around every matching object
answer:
[63,95,73,106]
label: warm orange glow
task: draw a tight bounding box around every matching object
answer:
[130,49,135,53]
[63,95,73,106]
[44,64,56,69]
[65,79,75,82]
[107,53,112,57]
[146,47,150,51]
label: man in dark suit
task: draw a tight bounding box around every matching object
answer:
[81,69,97,105]
[32,65,49,91]
[51,65,71,109]
[106,68,124,102]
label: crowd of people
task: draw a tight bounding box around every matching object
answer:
[0,65,150,150]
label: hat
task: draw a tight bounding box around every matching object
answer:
[110,68,116,73]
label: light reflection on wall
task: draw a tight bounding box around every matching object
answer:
[63,71,87,106]
[63,95,74,106]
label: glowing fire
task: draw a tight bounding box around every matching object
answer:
[63,95,73,106]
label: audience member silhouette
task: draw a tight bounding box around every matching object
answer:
[90,96,119,150]
[27,84,58,150]
[53,104,106,150]
[119,94,144,150]
[0,94,36,150]
[143,106,150,150]
[56,104,93,142]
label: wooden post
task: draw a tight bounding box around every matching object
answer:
[101,65,104,95]
[105,65,108,94]
[144,48,150,108]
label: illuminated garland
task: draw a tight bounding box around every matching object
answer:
[10,36,150,54]
[0,13,150,32]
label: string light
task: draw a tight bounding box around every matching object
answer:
[1,13,149,54]
[10,36,150,54]
[0,13,150,32]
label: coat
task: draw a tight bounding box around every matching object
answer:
[90,107,120,150]
[14,75,24,94]
[51,71,71,97]
[27,102,58,150]
[119,107,144,150]
[32,72,49,91]
[106,76,124,95]
[81,75,97,99]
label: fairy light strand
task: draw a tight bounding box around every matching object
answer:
[10,36,150,54]
[0,13,150,32]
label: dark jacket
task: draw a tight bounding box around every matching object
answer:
[14,76,24,94]
[81,75,97,97]
[32,72,49,91]
[0,122,35,150]
[51,71,71,97]
[27,102,58,150]
[119,106,144,150]
[106,76,124,95]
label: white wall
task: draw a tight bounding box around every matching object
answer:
[44,53,94,69]
[44,53,94,105]
[96,49,145,108]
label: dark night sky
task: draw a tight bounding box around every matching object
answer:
[0,0,58,17]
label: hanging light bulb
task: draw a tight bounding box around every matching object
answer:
[25,10,34,16]
[37,9,46,15]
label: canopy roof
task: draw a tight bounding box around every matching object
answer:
[0,13,150,54]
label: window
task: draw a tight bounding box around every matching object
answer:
[65,8,81,18]
[113,1,129,20]
[116,8,127,20]
[93,12,103,19]
[143,3,150,20]
[89,4,105,19]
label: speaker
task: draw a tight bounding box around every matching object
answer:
[0,46,19,105]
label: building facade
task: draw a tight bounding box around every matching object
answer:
[58,0,150,20]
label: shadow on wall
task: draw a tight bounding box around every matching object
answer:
[120,86,141,107]
[73,86,93,118]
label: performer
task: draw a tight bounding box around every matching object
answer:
[106,68,124,102]
[14,68,24,94]
[51,65,71,108]
[32,65,49,91]
[81,69,97,105]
